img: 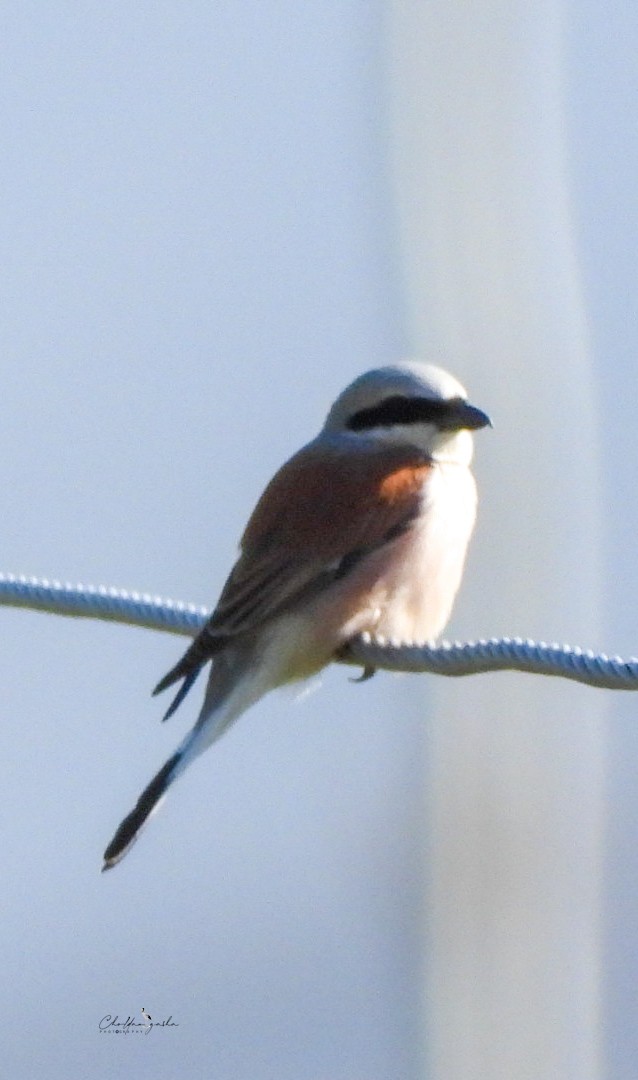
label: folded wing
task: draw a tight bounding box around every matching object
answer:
[154,437,433,713]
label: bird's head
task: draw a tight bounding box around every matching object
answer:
[323,360,491,465]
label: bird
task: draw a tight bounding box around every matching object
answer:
[102,361,490,869]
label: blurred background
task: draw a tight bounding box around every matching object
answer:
[0,3,635,1078]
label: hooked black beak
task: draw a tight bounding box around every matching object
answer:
[440,399,492,432]
[461,402,492,430]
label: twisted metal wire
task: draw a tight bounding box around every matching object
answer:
[339,634,638,690]
[0,571,636,691]
[0,573,208,636]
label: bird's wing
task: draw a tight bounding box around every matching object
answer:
[154,437,433,709]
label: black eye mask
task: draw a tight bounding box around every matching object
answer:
[346,395,466,432]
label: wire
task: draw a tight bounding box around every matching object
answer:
[338,634,638,690]
[0,571,635,691]
[0,573,207,636]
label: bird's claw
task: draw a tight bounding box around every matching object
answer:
[349,664,377,684]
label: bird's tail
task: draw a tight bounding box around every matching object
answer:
[102,653,262,870]
[102,748,186,870]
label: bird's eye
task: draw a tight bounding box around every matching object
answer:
[347,395,456,431]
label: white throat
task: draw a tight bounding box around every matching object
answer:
[359,423,475,466]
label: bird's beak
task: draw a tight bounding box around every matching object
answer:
[442,400,492,431]
[462,403,492,430]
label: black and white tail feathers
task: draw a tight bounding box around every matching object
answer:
[102,750,183,869]
[102,648,256,870]
[101,642,217,868]
[102,672,207,869]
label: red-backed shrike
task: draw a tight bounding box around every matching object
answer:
[103,361,490,868]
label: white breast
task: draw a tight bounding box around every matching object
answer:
[370,461,477,643]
